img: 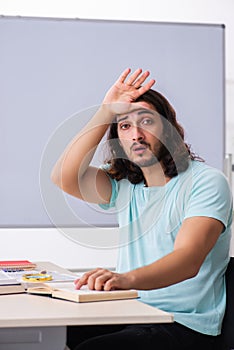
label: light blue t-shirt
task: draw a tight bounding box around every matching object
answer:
[100,160,233,335]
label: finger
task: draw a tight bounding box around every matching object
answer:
[94,272,112,290]
[87,269,111,290]
[74,278,85,289]
[137,78,156,94]
[103,278,117,291]
[74,274,89,289]
[117,68,131,83]
[126,68,143,85]
[74,268,100,289]
[74,278,87,290]
[132,70,150,88]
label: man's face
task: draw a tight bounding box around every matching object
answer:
[116,102,164,168]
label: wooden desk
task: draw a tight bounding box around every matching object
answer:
[0,262,173,350]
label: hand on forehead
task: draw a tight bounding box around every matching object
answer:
[115,101,157,120]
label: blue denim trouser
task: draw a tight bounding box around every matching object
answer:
[67,322,222,350]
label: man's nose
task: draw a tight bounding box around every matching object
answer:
[132,126,145,141]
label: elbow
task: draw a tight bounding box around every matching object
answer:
[50,166,68,191]
[187,262,202,279]
[50,167,80,197]
[50,168,60,187]
[188,269,199,279]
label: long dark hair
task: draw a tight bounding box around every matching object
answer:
[104,89,203,184]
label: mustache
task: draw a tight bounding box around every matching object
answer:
[130,141,150,151]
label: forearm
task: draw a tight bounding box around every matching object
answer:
[75,248,202,292]
[51,105,113,192]
[125,248,202,290]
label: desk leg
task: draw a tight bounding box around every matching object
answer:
[0,326,66,350]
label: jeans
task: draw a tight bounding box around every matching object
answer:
[67,322,221,350]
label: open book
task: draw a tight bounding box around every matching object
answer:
[26,282,139,303]
[0,270,25,295]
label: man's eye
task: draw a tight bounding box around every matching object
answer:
[120,123,130,130]
[142,118,153,125]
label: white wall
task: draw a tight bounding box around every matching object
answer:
[0,0,233,267]
[0,227,119,270]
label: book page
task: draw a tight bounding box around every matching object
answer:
[0,270,20,285]
[26,282,54,294]
[26,282,76,292]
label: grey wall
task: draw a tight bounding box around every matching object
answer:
[0,16,225,227]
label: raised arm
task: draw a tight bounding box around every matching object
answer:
[50,68,155,204]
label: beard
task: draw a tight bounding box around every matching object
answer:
[110,138,168,169]
[131,140,167,168]
[134,154,159,167]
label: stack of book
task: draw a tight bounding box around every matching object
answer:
[0,269,25,295]
[0,260,36,295]
[0,260,37,271]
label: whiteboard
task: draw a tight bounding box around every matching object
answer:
[0,16,225,228]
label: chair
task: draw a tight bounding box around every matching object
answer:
[219,257,234,350]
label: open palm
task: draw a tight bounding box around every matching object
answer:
[103,68,156,112]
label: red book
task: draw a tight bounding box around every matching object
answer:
[0,260,37,271]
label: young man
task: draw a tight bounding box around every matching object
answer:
[51,68,233,350]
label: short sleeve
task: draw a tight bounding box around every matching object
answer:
[184,168,233,228]
[99,175,118,210]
